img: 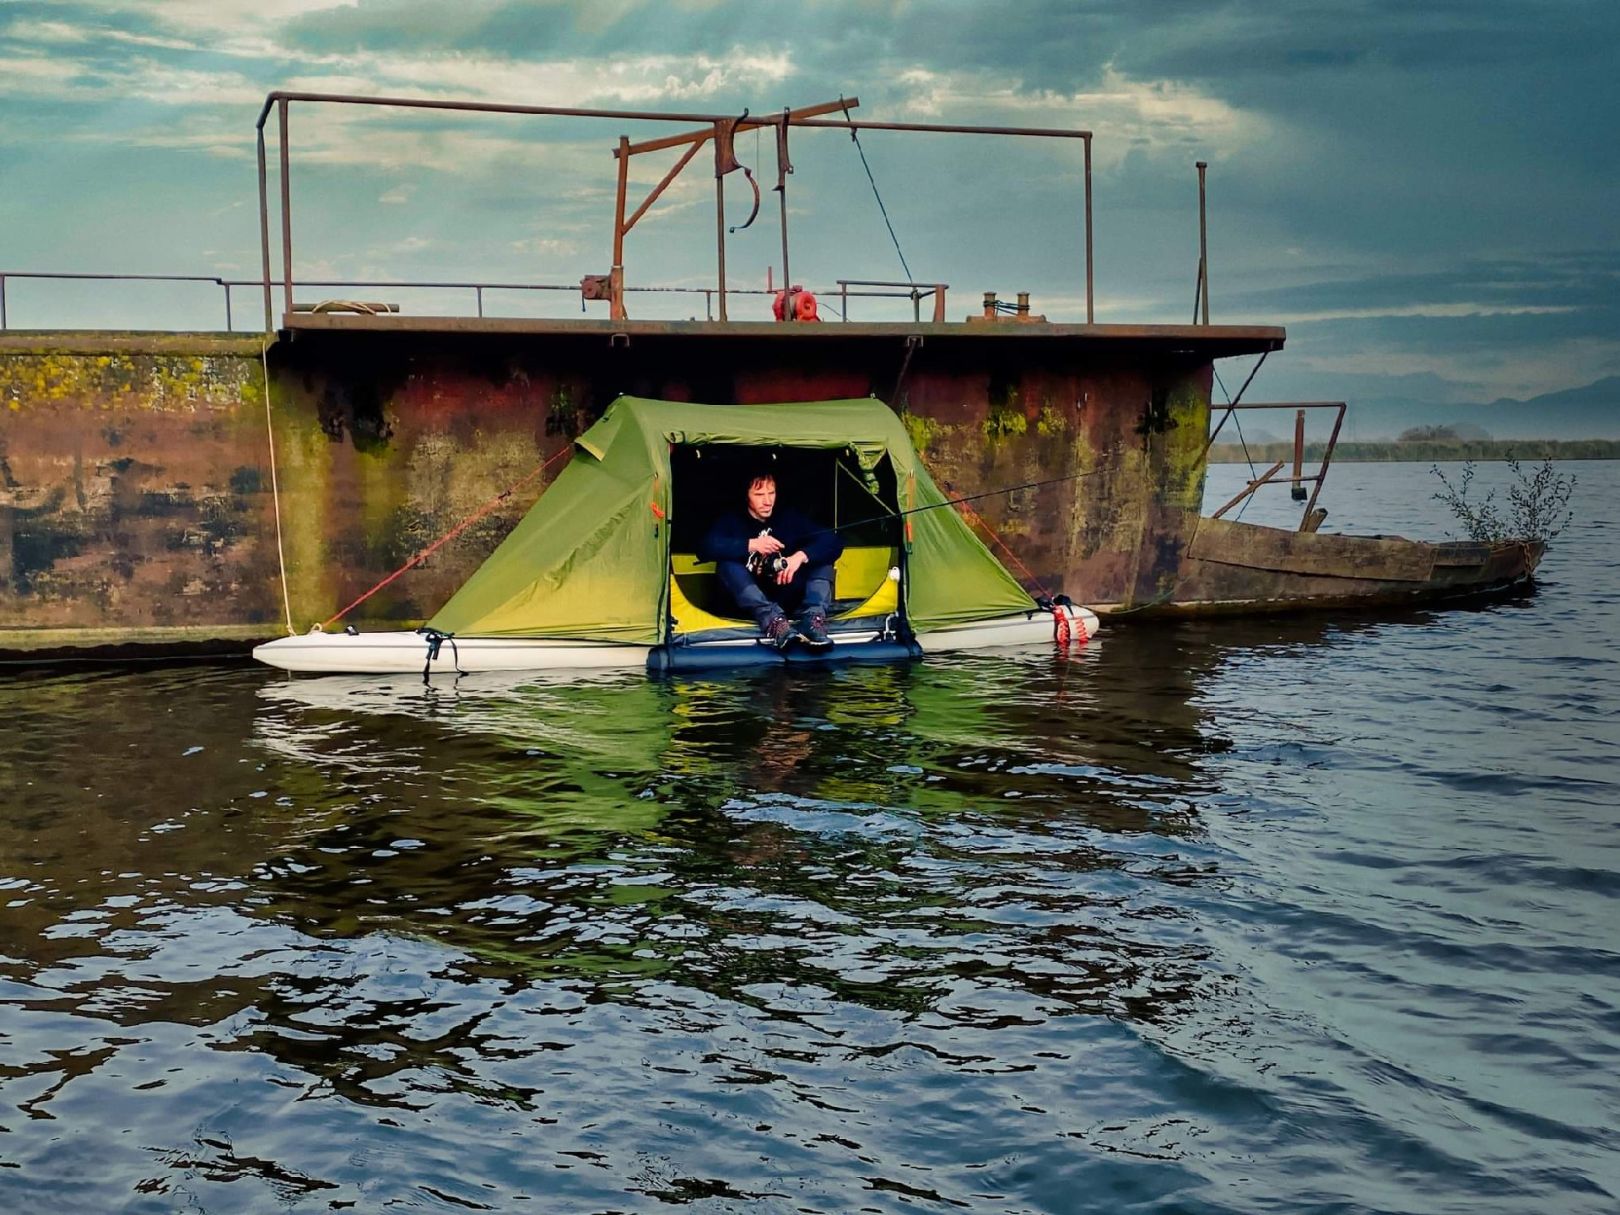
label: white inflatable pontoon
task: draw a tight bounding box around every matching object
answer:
[252,603,1098,675]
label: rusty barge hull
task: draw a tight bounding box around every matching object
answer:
[0,320,1538,658]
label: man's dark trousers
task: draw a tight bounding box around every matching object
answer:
[715,560,836,629]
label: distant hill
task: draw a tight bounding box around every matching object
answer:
[1339,377,1620,440]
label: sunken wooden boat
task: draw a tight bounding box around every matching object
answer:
[1124,515,1542,618]
[1086,401,1544,618]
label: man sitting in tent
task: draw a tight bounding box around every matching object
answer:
[698,469,843,650]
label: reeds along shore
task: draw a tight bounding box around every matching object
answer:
[1209,438,1620,463]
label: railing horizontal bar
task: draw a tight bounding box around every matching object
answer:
[0,272,228,284]
[255,91,825,131]
[792,117,1089,138]
[252,91,1089,141]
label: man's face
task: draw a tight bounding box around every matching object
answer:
[746,476,776,521]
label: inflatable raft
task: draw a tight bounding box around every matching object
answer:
[253,396,1101,677]
[254,603,1098,674]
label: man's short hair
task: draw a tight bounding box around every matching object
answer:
[743,468,776,493]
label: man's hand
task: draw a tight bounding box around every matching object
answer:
[748,534,785,556]
[776,551,808,585]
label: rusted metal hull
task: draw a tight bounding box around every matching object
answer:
[0,322,1542,658]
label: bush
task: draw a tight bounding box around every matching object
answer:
[1430,457,1575,543]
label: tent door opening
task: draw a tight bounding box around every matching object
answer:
[666,443,904,642]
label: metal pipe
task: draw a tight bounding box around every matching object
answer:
[611,135,630,321]
[1211,460,1285,519]
[713,129,728,322]
[257,125,273,331]
[251,90,1091,141]
[1291,408,1307,499]
[256,90,856,131]
[223,282,233,331]
[792,117,1090,139]
[1,274,6,330]
[776,111,791,323]
[1196,160,1210,325]
[1084,135,1094,324]
[1298,404,1347,529]
[1202,350,1271,453]
[621,98,857,159]
[278,99,293,322]
[475,286,484,318]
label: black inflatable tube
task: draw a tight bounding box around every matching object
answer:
[646,638,922,673]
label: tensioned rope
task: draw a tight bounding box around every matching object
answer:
[318,443,573,631]
[841,96,913,284]
[261,336,295,636]
[949,490,1053,598]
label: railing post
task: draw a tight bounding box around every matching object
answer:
[776,110,792,323]
[0,274,7,330]
[1196,160,1210,325]
[1083,134,1094,324]
[257,125,273,331]
[278,98,294,322]
[611,135,629,321]
[223,282,233,332]
[475,285,484,317]
[1291,408,1307,500]
[713,123,728,322]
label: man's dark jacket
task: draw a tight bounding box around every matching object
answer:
[697,507,844,568]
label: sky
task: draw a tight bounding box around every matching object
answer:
[2,0,1618,418]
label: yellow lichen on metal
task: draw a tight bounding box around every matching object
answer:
[0,351,258,413]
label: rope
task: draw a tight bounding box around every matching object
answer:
[950,488,1091,649]
[827,466,1106,539]
[842,97,913,284]
[260,336,295,636]
[948,487,1053,598]
[319,443,573,630]
[308,299,387,315]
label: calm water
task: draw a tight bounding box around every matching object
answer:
[2,462,1616,1214]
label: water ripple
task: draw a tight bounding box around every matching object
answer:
[1,463,1617,1212]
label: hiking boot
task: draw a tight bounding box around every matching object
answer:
[759,614,794,650]
[796,611,833,650]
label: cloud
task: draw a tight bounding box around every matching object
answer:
[509,236,579,258]
[3,17,200,52]
[889,63,1265,171]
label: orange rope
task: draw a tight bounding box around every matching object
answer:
[953,493,1052,599]
[953,493,1089,648]
[320,444,573,630]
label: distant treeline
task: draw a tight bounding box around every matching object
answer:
[1209,439,1620,464]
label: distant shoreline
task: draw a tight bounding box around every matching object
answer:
[1208,439,1620,463]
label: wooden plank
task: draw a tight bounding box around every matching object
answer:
[1187,516,1436,582]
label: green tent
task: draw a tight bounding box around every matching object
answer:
[427,396,1036,643]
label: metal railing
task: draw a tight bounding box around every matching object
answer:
[1207,402,1347,531]
[253,90,1094,333]
[0,271,956,331]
